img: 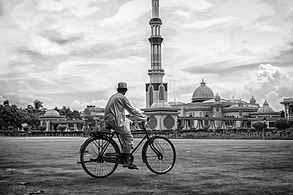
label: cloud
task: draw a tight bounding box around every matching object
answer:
[101,0,148,26]
[11,0,44,29]
[241,64,292,111]
[0,1,3,16]
[70,99,107,111]
[256,64,288,84]
[183,16,238,29]
[37,0,100,16]
[1,0,293,112]
[162,0,212,11]
[0,94,5,104]
[287,7,293,19]
[40,30,83,45]
[16,47,48,60]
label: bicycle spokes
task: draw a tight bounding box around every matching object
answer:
[143,136,176,174]
[80,136,120,178]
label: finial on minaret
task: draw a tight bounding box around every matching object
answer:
[152,0,159,18]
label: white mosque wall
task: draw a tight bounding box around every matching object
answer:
[145,112,178,130]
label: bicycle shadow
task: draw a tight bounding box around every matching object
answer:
[75,170,176,186]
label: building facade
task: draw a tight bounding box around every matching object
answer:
[39,109,83,131]
[171,80,282,130]
[281,98,293,120]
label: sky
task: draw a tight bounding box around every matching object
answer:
[0,0,293,112]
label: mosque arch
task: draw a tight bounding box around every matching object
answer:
[159,84,165,100]
[149,85,154,107]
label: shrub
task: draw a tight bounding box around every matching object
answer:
[57,124,67,131]
[39,126,46,131]
[23,126,29,131]
[274,119,289,130]
[252,122,267,131]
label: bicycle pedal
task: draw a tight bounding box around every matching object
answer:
[127,165,139,170]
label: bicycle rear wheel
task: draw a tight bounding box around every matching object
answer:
[80,136,119,178]
[142,136,176,174]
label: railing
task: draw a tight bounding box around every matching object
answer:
[177,116,260,131]
[0,130,85,137]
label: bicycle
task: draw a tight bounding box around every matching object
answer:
[78,121,176,178]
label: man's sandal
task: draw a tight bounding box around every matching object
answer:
[125,164,138,170]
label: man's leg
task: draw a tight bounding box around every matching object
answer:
[115,125,138,169]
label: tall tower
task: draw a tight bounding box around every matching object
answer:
[146,0,168,108]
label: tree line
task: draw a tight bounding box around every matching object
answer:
[0,99,81,130]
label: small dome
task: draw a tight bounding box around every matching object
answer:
[250,96,256,104]
[214,93,220,102]
[44,109,60,117]
[192,79,214,102]
[151,100,171,108]
[257,100,274,113]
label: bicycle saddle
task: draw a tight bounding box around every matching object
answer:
[90,129,113,137]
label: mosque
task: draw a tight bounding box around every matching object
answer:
[141,0,288,131]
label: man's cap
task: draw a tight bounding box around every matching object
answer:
[117,82,127,89]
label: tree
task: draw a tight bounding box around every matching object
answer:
[274,119,289,130]
[71,110,81,119]
[289,120,293,129]
[0,103,22,129]
[3,100,9,107]
[26,105,34,114]
[59,106,73,120]
[33,99,43,112]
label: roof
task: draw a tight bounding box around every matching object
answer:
[151,100,171,108]
[191,79,214,102]
[39,109,65,119]
[257,100,274,113]
[82,106,105,117]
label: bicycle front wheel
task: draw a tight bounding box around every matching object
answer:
[80,136,119,178]
[142,136,176,174]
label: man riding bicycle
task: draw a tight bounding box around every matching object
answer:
[104,82,147,169]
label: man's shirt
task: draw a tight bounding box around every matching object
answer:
[104,93,146,127]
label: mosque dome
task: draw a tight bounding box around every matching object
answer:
[151,100,171,108]
[192,79,214,103]
[250,96,256,104]
[44,109,60,117]
[257,100,274,113]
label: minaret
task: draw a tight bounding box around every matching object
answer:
[146,0,168,108]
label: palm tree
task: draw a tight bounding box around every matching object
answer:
[33,99,43,111]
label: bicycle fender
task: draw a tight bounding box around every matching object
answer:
[79,137,93,153]
[142,137,155,163]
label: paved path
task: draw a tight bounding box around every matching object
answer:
[0,137,292,194]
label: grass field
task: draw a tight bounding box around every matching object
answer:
[0,137,292,195]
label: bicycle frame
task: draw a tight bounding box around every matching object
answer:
[100,125,162,160]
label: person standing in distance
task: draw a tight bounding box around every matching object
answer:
[104,82,147,169]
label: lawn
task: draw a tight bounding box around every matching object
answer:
[0,137,292,194]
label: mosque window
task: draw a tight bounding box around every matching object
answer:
[204,114,209,126]
[269,122,275,127]
[149,85,154,107]
[148,115,157,130]
[164,115,175,129]
[159,85,165,100]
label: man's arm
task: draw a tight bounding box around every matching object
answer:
[122,96,147,121]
